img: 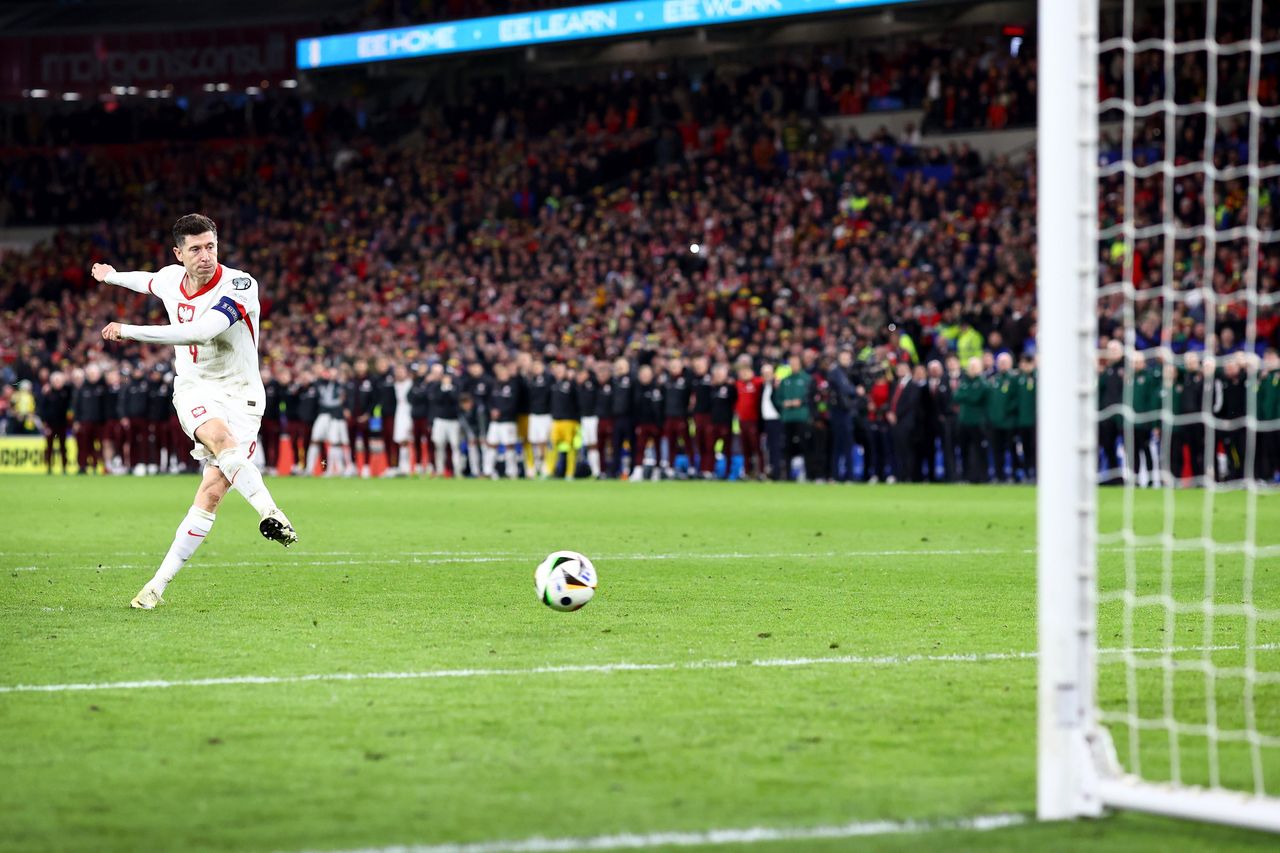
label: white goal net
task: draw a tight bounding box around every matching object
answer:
[1038,0,1280,832]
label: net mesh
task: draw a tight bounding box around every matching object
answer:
[1093,0,1280,796]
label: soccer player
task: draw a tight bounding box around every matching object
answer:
[428,363,463,477]
[548,361,580,477]
[93,213,298,610]
[525,358,553,478]
[38,370,72,475]
[484,362,520,479]
[576,364,600,478]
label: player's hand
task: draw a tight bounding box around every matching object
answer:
[91,263,116,283]
[101,322,124,342]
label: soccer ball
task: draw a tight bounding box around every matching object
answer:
[535,551,598,612]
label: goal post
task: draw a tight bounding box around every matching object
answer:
[1036,0,1280,832]
[1036,0,1102,824]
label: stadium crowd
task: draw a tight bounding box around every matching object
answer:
[3,8,1279,485]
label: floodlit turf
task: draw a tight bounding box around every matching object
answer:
[0,475,1276,852]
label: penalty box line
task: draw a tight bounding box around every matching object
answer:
[292,812,1029,853]
[1,643,1275,696]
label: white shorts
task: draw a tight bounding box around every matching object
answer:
[433,418,461,446]
[486,421,518,446]
[173,382,262,463]
[580,416,599,447]
[393,409,413,444]
[528,414,552,444]
[312,413,350,445]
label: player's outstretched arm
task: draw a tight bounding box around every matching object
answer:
[91,263,154,294]
[102,297,245,346]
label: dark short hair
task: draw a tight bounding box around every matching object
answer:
[173,214,217,247]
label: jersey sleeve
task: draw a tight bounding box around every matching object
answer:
[119,305,235,346]
[227,275,261,317]
[103,271,155,295]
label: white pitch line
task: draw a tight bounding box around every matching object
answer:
[2,643,1275,696]
[4,548,1033,572]
[296,813,1029,853]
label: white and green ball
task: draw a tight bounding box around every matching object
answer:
[535,551,598,612]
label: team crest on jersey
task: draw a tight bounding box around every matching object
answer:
[232,277,252,290]
[177,303,195,323]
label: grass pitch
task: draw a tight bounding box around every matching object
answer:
[0,476,1277,852]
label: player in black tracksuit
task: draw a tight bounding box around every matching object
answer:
[595,366,615,478]
[262,373,284,472]
[609,361,636,477]
[38,373,73,474]
[633,365,664,476]
[461,364,494,477]
[74,371,106,474]
[123,372,151,473]
[548,366,580,478]
[349,364,376,476]
[408,367,433,473]
[293,374,319,475]
[145,367,173,472]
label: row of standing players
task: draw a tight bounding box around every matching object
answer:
[34,347,1280,483]
[35,350,1050,484]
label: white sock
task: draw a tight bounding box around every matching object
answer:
[434,441,448,475]
[451,443,464,477]
[216,448,276,517]
[587,448,601,477]
[483,445,496,476]
[504,447,518,477]
[305,443,321,474]
[151,505,215,593]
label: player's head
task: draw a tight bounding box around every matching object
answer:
[467,361,483,376]
[550,361,566,379]
[494,362,509,380]
[638,364,654,383]
[51,371,66,388]
[171,214,218,281]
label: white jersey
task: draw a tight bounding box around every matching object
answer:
[146,263,265,405]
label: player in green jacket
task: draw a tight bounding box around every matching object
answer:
[1129,351,1163,486]
[1013,354,1037,481]
[775,354,813,480]
[986,353,1018,482]
[953,357,989,483]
